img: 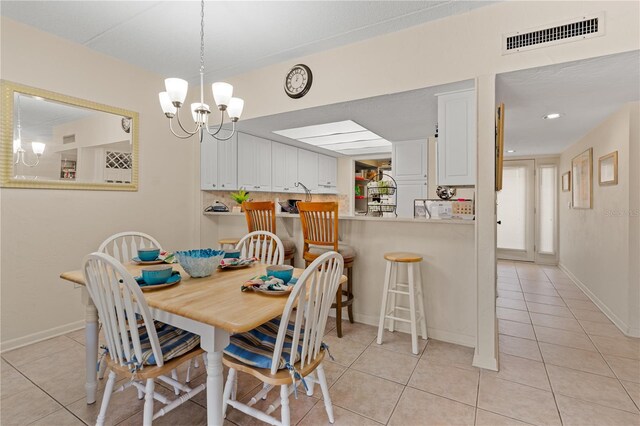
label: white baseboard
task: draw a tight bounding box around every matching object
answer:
[473,351,498,371]
[558,263,639,338]
[0,320,85,353]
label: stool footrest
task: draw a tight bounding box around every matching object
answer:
[388,289,410,296]
[384,315,412,323]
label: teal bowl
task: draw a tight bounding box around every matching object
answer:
[141,265,173,285]
[266,265,294,284]
[224,249,241,259]
[138,248,160,261]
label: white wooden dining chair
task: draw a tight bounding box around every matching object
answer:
[235,231,285,265]
[83,252,205,426]
[222,251,344,426]
[98,231,163,263]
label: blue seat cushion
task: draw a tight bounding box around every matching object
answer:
[224,317,303,370]
[134,321,200,366]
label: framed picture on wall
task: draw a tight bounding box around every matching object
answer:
[495,103,505,191]
[561,171,571,192]
[599,151,618,186]
[571,148,593,209]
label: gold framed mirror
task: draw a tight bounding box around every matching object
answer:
[1,80,138,190]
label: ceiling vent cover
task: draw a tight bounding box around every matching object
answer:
[503,13,604,54]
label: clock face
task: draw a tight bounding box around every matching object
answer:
[121,117,132,133]
[284,64,312,99]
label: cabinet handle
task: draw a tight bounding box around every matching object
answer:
[327,181,330,184]
[222,184,225,188]
[254,186,260,189]
[424,174,427,178]
[284,187,289,191]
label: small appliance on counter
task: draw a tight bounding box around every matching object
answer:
[278,199,301,214]
[204,201,229,212]
[414,198,475,220]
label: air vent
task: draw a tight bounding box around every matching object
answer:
[503,13,604,54]
[63,134,75,144]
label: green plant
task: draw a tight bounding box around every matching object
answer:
[377,180,390,196]
[230,188,250,205]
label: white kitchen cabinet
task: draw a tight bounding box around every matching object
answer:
[200,139,218,190]
[317,154,337,194]
[272,142,298,193]
[396,180,428,218]
[392,140,427,181]
[436,89,476,186]
[297,149,319,192]
[217,133,238,190]
[237,133,271,191]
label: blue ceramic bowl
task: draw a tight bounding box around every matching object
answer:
[224,249,241,259]
[175,249,225,278]
[266,265,294,284]
[138,248,160,261]
[141,265,173,285]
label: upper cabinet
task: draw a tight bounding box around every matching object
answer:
[392,140,427,181]
[436,89,476,186]
[318,154,337,193]
[217,134,238,190]
[237,133,271,191]
[200,139,218,190]
[297,149,319,192]
[272,142,298,192]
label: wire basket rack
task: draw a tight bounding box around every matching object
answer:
[366,172,398,217]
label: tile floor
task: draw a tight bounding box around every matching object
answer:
[1,261,639,425]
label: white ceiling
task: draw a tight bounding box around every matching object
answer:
[1,1,492,82]
[497,51,640,157]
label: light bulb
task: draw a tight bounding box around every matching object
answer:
[212,82,233,109]
[159,92,177,116]
[13,138,22,153]
[165,78,188,106]
[191,103,210,125]
[227,98,244,121]
[31,142,46,155]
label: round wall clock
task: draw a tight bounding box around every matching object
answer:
[284,64,312,99]
[121,117,132,133]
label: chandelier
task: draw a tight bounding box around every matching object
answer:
[13,96,45,167]
[158,0,244,142]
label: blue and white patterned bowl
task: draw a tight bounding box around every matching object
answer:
[175,249,225,278]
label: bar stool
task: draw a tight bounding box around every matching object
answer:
[218,238,240,250]
[376,252,427,355]
[242,201,296,265]
[297,201,356,338]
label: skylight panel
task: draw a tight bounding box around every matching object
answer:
[273,120,365,140]
[299,130,380,146]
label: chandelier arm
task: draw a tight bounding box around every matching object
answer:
[174,107,201,136]
[17,152,40,167]
[212,122,236,141]
[204,110,226,136]
[169,118,200,139]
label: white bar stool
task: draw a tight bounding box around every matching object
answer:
[218,238,240,250]
[376,252,428,354]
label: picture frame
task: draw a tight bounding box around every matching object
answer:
[561,171,571,192]
[598,151,618,186]
[571,148,593,209]
[495,103,505,191]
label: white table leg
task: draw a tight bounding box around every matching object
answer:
[206,351,224,426]
[82,288,99,404]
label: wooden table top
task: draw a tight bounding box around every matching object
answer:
[61,263,346,334]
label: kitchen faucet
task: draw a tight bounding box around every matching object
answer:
[295,181,312,202]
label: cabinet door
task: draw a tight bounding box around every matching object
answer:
[200,139,218,190]
[272,143,298,192]
[297,149,319,191]
[237,133,257,189]
[255,138,271,191]
[217,133,237,190]
[396,180,427,218]
[283,145,298,192]
[317,154,337,193]
[392,140,427,181]
[437,89,476,186]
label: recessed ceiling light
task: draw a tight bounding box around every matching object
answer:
[507,149,515,153]
[543,113,562,120]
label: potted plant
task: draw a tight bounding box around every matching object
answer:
[229,188,250,213]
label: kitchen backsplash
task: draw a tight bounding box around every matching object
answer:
[202,191,351,215]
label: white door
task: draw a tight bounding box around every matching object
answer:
[217,134,237,190]
[392,140,427,181]
[497,160,535,261]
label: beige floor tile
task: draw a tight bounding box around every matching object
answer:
[477,376,560,425]
[555,394,640,426]
[226,389,317,426]
[525,302,574,318]
[533,326,596,352]
[324,316,337,333]
[319,334,368,367]
[604,354,640,383]
[546,365,638,413]
[498,289,525,301]
[499,335,542,361]
[0,385,62,426]
[556,288,590,301]
[539,342,614,377]
[190,369,262,408]
[571,308,612,324]
[552,281,579,291]
[497,297,528,311]
[332,322,378,346]
[564,298,600,312]
[497,276,521,285]
[318,360,347,389]
[483,353,550,391]
[30,408,85,425]
[351,346,418,385]
[498,282,522,292]
[408,359,479,406]
[499,319,536,340]
[520,281,560,297]
[2,336,79,368]
[579,319,626,338]
[388,387,475,426]
[375,330,427,357]
[120,400,208,425]
[298,401,383,425]
[1,359,33,400]
[474,408,532,425]
[497,307,531,324]
[622,380,640,409]
[422,339,476,371]
[591,335,640,360]
[530,312,583,333]
[498,270,519,279]
[329,370,403,424]
[516,271,549,281]
[523,293,566,307]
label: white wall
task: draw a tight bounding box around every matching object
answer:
[559,102,639,337]
[0,18,199,350]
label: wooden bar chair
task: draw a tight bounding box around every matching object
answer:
[297,201,356,338]
[222,251,344,426]
[235,231,285,266]
[242,201,296,265]
[83,253,205,426]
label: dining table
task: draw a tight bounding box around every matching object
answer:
[60,260,347,426]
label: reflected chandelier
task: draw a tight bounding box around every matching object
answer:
[158,0,244,142]
[13,96,45,167]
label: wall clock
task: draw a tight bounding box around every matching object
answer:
[121,117,132,133]
[284,64,312,99]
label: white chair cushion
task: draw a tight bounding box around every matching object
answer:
[308,244,356,260]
